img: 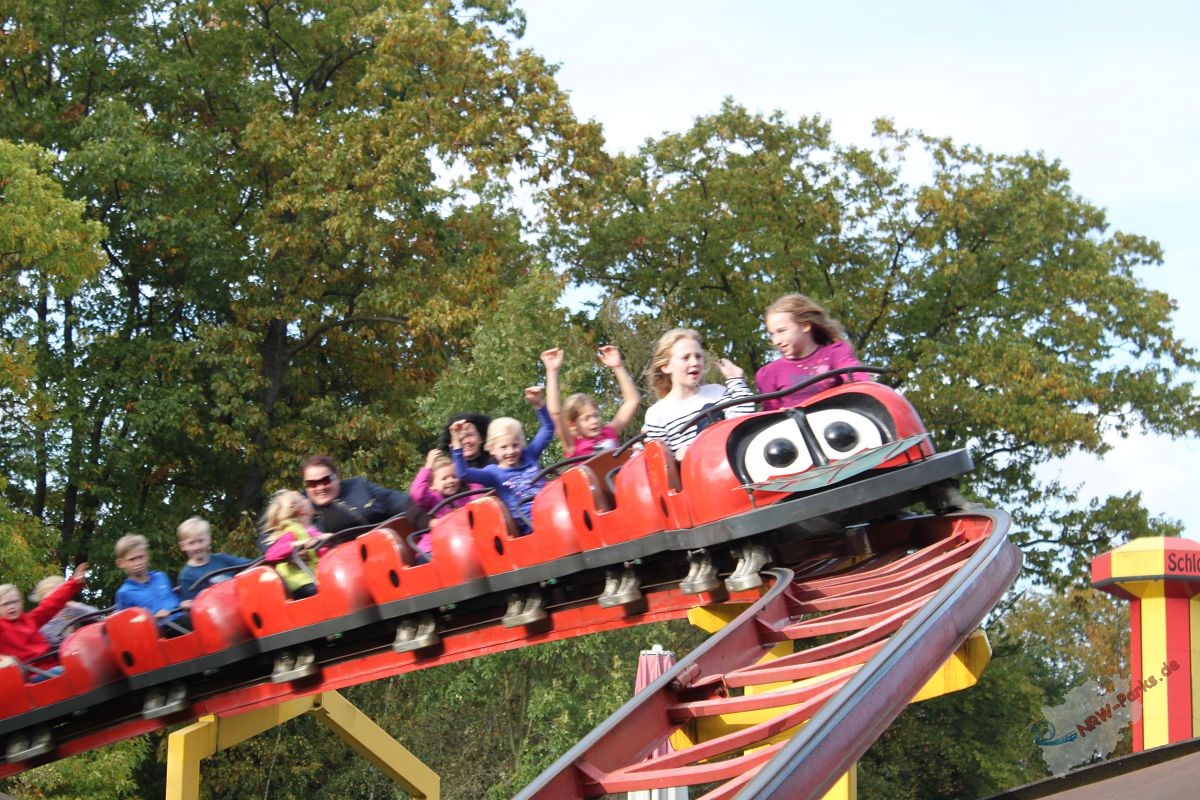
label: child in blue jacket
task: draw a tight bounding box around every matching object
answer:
[449,387,555,533]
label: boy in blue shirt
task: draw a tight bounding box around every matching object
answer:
[114,534,191,636]
[176,517,252,602]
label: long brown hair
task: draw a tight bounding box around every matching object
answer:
[765,294,847,345]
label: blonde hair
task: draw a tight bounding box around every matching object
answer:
[177,516,211,541]
[645,329,703,399]
[0,584,19,606]
[765,294,847,345]
[115,534,149,562]
[429,453,455,473]
[485,417,525,449]
[261,490,306,544]
[564,393,599,427]
[30,575,65,603]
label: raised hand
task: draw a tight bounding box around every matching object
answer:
[449,419,473,447]
[540,347,564,371]
[597,345,624,369]
[524,385,545,407]
[715,358,744,380]
[425,449,443,468]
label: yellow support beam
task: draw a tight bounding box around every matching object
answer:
[165,692,438,800]
[308,691,439,798]
[909,628,992,702]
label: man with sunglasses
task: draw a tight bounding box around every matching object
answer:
[296,454,412,536]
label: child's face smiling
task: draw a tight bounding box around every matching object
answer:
[432,465,460,496]
[179,531,211,563]
[766,312,817,360]
[488,432,524,468]
[663,337,705,392]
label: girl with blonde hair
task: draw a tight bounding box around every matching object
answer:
[261,490,331,599]
[642,329,753,460]
[449,386,556,533]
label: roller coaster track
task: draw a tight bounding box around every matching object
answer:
[516,508,1021,800]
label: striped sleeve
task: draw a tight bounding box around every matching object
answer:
[721,377,755,418]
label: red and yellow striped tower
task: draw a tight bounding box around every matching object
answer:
[1091,537,1200,751]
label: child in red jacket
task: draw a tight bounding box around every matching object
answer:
[0,563,90,680]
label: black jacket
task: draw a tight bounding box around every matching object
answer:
[308,476,411,533]
[257,477,412,553]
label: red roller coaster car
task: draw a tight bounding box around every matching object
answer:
[0,370,972,771]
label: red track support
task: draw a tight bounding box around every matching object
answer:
[515,509,1020,800]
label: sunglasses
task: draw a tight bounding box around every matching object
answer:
[304,474,336,488]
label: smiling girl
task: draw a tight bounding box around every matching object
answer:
[755,294,864,411]
[541,345,641,457]
[449,387,555,533]
[642,329,754,460]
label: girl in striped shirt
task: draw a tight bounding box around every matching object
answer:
[641,329,754,460]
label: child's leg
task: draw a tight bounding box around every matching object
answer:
[28,665,64,684]
[291,582,318,600]
[158,610,193,638]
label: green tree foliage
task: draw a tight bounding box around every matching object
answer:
[415,266,582,451]
[542,99,1198,586]
[5,737,150,800]
[0,139,106,583]
[0,0,596,583]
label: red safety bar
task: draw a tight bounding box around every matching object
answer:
[471,495,582,576]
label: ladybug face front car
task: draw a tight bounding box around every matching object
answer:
[680,382,936,526]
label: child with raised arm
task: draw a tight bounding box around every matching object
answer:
[408,450,485,553]
[176,516,253,603]
[449,387,555,534]
[642,329,754,461]
[0,563,89,677]
[30,575,100,647]
[541,345,641,457]
[755,293,864,410]
[261,490,332,600]
[115,535,192,636]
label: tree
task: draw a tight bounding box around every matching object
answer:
[859,587,1129,799]
[542,99,1198,586]
[0,0,598,582]
[0,138,106,583]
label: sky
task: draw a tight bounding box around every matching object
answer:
[515,0,1200,541]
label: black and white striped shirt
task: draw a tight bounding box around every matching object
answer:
[642,378,755,459]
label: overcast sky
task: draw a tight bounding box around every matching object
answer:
[515,0,1200,542]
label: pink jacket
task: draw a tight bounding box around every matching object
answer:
[409,468,483,519]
